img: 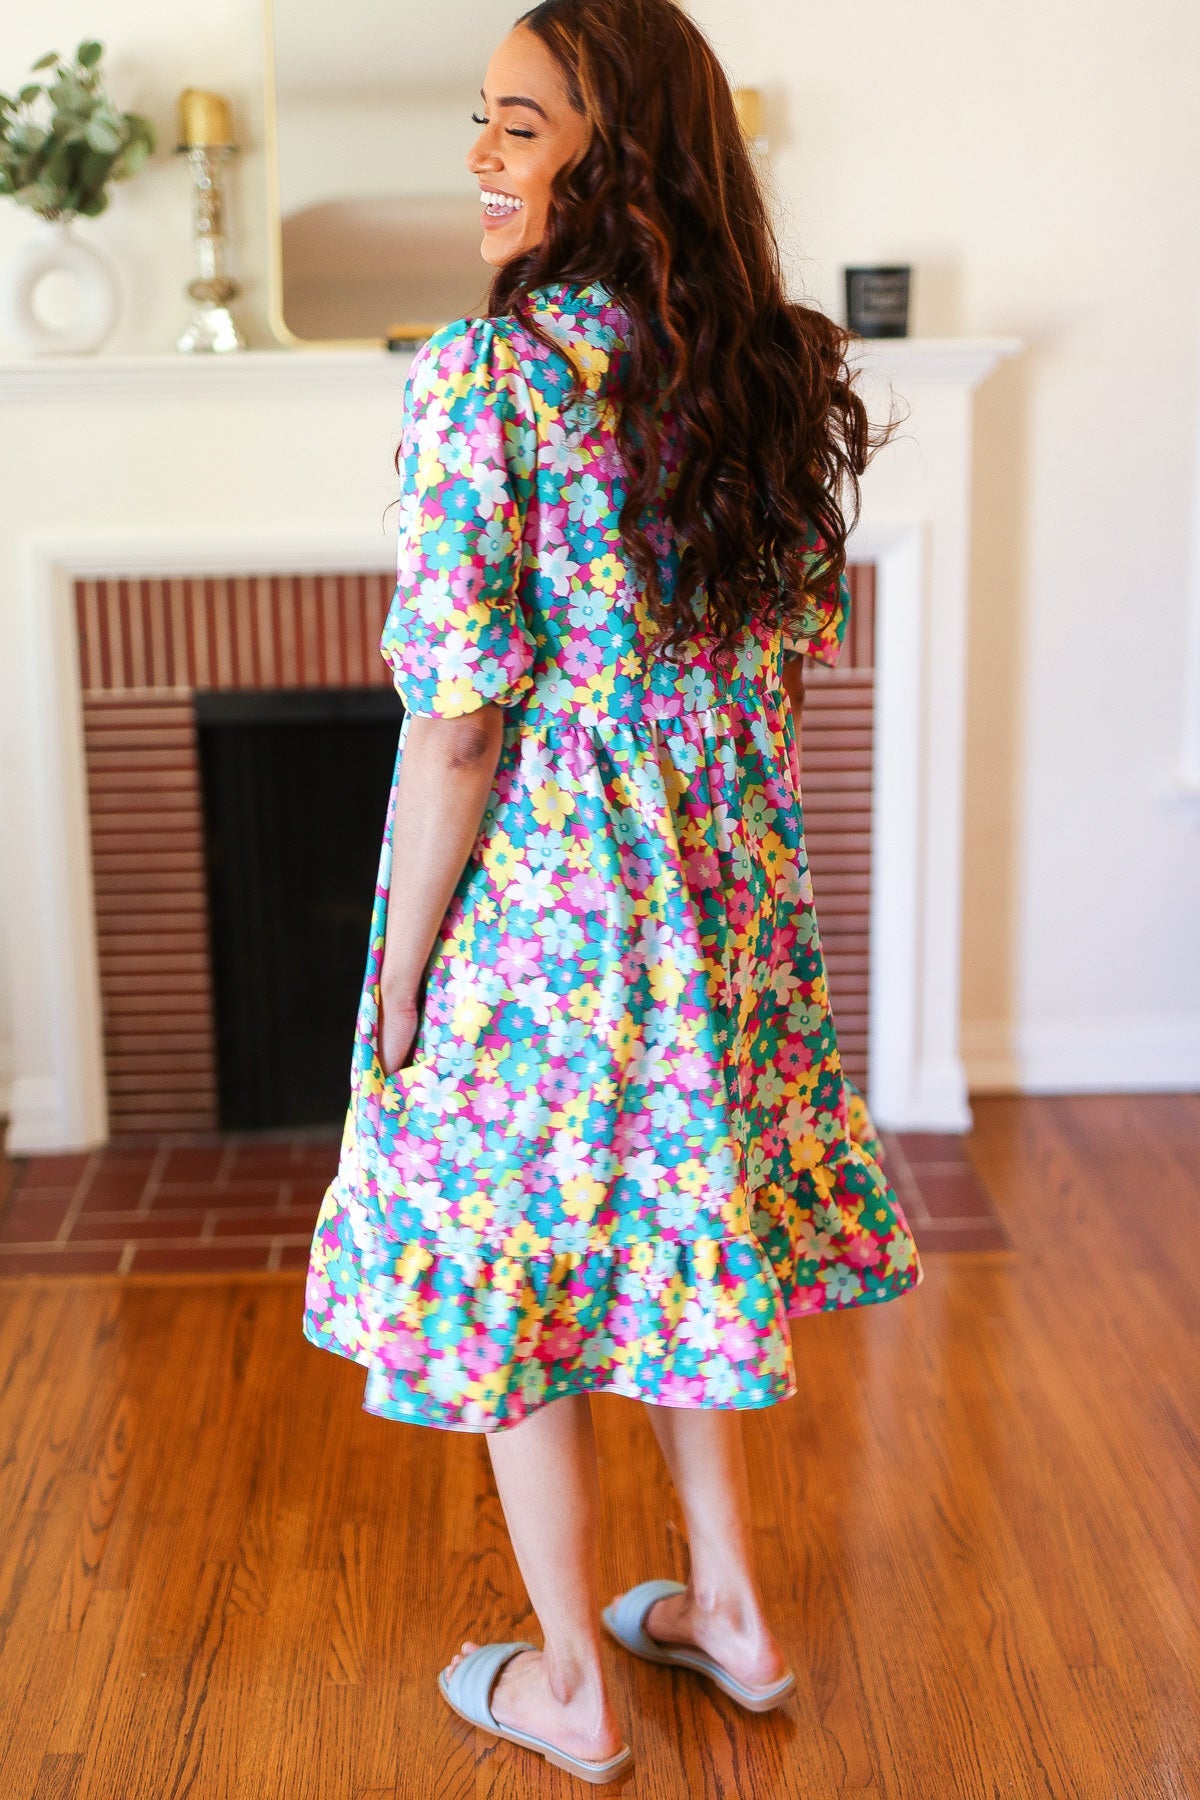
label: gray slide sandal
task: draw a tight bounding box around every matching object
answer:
[438,1641,634,1785]
[602,1579,796,1713]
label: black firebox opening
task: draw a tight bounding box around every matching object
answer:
[197,687,405,1132]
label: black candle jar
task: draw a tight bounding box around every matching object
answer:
[844,265,911,338]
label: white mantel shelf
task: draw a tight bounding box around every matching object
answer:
[0,328,1021,1151]
[0,336,1021,403]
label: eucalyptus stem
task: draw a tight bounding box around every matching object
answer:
[0,39,155,223]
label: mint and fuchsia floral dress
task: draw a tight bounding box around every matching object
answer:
[302,277,922,1432]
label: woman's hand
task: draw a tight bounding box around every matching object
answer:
[378,988,421,1077]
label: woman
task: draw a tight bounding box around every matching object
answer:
[304,0,922,1782]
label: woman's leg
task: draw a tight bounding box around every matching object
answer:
[443,1394,625,1759]
[639,1403,791,1689]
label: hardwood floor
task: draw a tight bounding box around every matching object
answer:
[0,1095,1195,1799]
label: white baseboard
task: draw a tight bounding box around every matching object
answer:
[0,1037,13,1126]
[963,1016,1200,1095]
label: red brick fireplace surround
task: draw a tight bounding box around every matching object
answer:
[75,565,877,1139]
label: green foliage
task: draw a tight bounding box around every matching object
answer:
[0,40,156,221]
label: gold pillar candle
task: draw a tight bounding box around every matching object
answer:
[178,88,233,149]
[733,87,764,142]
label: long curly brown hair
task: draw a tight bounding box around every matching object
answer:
[485,0,888,662]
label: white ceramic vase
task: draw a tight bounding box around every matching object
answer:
[0,216,120,355]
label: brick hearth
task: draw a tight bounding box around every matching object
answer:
[0,1127,1008,1278]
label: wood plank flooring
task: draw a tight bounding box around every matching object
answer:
[0,1095,1196,1799]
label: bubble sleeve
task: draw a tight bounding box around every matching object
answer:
[380,317,538,717]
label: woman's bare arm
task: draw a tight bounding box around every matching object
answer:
[378,705,506,1074]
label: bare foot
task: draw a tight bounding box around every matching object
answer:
[643,1589,792,1693]
[442,1640,626,1764]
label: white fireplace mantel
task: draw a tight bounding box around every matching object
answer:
[0,335,1019,1152]
[0,336,1012,403]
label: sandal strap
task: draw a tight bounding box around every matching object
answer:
[605,1578,687,1656]
[604,1580,796,1708]
[443,1640,536,1726]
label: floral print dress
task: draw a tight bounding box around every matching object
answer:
[302,278,922,1432]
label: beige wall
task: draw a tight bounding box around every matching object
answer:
[1,0,1198,1094]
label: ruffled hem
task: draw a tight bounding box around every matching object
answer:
[356,1357,796,1431]
[302,1177,922,1433]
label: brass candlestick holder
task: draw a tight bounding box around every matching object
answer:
[175,95,245,353]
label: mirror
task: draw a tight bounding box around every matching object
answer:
[263,0,519,347]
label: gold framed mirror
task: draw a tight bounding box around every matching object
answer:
[262,0,517,349]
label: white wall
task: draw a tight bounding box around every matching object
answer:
[1,0,1198,1106]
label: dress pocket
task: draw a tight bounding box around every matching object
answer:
[385,1052,427,1090]
[372,976,427,1089]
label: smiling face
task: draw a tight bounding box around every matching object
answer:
[467,26,592,267]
